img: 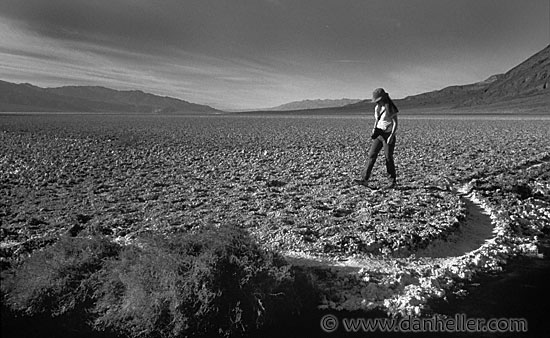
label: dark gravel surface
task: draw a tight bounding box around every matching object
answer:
[1,114,548,262]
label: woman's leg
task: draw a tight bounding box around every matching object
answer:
[362,137,383,181]
[382,135,396,182]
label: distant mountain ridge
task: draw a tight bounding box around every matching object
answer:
[1,45,547,114]
[267,98,362,111]
[0,81,219,113]
[256,45,548,114]
[464,44,549,105]
[337,44,549,113]
[394,73,505,109]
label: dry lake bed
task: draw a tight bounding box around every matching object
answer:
[1,112,549,336]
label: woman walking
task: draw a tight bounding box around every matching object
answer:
[356,88,399,189]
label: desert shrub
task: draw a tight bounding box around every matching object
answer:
[1,236,121,337]
[92,225,312,338]
[2,236,120,316]
[2,227,317,338]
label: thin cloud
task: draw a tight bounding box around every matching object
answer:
[333,60,369,64]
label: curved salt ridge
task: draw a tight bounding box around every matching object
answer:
[284,181,539,315]
[415,190,494,258]
[285,183,496,268]
[287,188,493,264]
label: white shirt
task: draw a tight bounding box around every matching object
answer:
[374,104,397,132]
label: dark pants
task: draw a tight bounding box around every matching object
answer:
[363,132,396,181]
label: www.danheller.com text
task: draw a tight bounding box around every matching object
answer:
[320,313,528,333]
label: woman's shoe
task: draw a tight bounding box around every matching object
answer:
[354,179,370,187]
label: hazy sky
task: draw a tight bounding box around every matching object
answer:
[0,0,548,110]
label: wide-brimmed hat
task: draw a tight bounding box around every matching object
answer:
[372,88,386,102]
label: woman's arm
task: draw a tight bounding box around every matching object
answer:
[372,104,381,130]
[388,115,398,144]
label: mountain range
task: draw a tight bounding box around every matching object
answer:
[274,44,549,114]
[0,82,219,114]
[266,98,362,111]
[1,44,548,114]
[349,44,549,113]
